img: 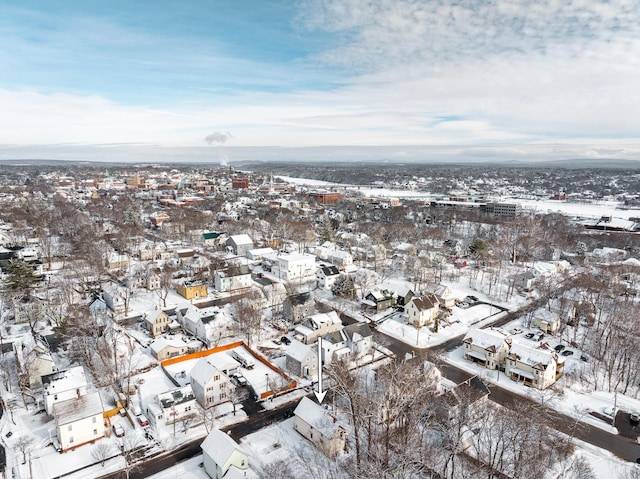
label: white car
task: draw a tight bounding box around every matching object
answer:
[630,412,640,423]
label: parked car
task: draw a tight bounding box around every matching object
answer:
[554,344,566,352]
[580,354,589,362]
[525,333,535,339]
[234,375,248,387]
[272,338,282,345]
[561,350,574,357]
[631,412,640,423]
[112,424,125,437]
[280,336,291,345]
[137,415,149,427]
[5,431,12,438]
[465,295,479,303]
[511,328,523,334]
[458,302,470,309]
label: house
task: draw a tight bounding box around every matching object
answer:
[505,343,563,389]
[362,289,396,312]
[101,282,130,315]
[42,366,89,415]
[147,385,197,426]
[190,355,235,408]
[316,265,341,290]
[320,329,350,365]
[263,252,316,282]
[294,311,343,345]
[179,306,227,347]
[246,247,275,261]
[533,308,561,335]
[107,252,129,270]
[422,283,457,308]
[462,328,511,370]
[293,397,347,459]
[149,337,201,361]
[88,296,108,319]
[53,391,104,452]
[201,428,249,479]
[203,231,226,247]
[406,294,440,327]
[344,322,374,359]
[214,265,252,292]
[393,284,416,307]
[514,270,536,290]
[177,281,208,300]
[282,292,314,325]
[285,340,318,379]
[226,234,254,256]
[144,309,172,337]
[15,338,55,389]
[433,376,491,425]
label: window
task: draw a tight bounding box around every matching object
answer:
[68,425,72,431]
[93,429,98,435]
[69,437,74,444]
[92,417,97,423]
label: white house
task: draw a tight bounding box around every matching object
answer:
[147,385,197,426]
[462,328,511,370]
[533,308,561,335]
[422,283,457,308]
[294,311,343,345]
[506,343,562,390]
[320,329,351,365]
[53,391,104,451]
[101,282,130,315]
[316,265,341,290]
[226,234,254,256]
[343,322,374,359]
[293,397,347,459]
[42,366,89,415]
[190,356,235,409]
[406,294,440,327]
[285,340,318,379]
[214,265,252,292]
[263,252,316,282]
[201,429,249,479]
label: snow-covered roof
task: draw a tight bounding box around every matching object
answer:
[294,397,344,438]
[286,339,314,362]
[508,343,556,369]
[463,328,509,352]
[190,356,222,386]
[42,366,87,395]
[534,308,559,322]
[228,234,253,246]
[308,311,341,329]
[150,337,187,354]
[53,391,103,425]
[201,429,245,467]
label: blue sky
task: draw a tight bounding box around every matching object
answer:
[1,0,640,162]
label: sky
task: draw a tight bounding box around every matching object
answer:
[1,0,640,163]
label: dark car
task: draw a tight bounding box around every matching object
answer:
[280,336,291,345]
[580,354,589,362]
[525,333,535,339]
[465,295,479,303]
[5,431,12,438]
[561,350,574,357]
[554,344,566,352]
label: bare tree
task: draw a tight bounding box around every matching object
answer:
[92,441,114,467]
[16,435,34,464]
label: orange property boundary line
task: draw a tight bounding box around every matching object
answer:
[160,341,297,399]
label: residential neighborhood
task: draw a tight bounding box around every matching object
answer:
[0,162,638,479]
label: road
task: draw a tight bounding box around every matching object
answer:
[96,398,300,479]
[370,300,640,464]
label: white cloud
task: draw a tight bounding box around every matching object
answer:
[1,0,640,158]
